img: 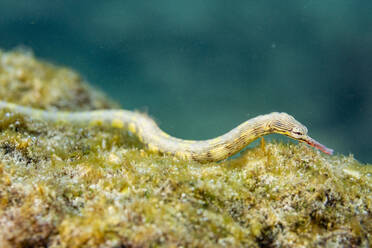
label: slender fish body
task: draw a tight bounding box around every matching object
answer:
[0,101,333,163]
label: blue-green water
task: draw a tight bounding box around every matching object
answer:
[0,0,371,162]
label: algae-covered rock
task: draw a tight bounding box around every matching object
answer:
[0,49,371,248]
[0,48,117,111]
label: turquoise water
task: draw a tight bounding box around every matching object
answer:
[0,1,371,162]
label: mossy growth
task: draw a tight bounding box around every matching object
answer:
[0,49,371,248]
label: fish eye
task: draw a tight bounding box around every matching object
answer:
[291,127,303,135]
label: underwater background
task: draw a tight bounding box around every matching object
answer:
[0,0,371,163]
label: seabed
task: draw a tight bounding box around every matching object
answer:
[0,49,371,247]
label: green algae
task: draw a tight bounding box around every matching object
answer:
[0,49,371,248]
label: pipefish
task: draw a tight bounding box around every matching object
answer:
[0,101,333,163]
